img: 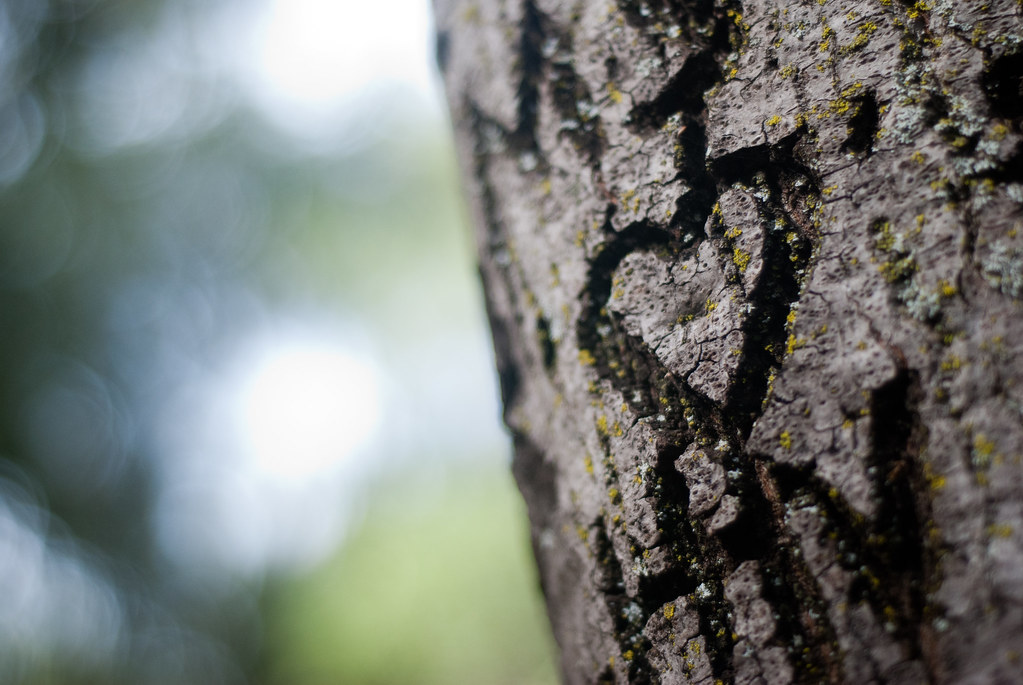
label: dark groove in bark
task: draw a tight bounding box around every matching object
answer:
[716,163,816,435]
[576,227,733,679]
[752,460,846,683]
[435,30,450,73]
[512,0,546,152]
[865,367,937,683]
[671,120,720,238]
[628,50,724,132]
[467,103,523,415]
[511,431,559,537]
[841,91,880,157]
[590,513,659,682]
[983,52,1023,122]
[536,313,557,374]
[765,361,938,684]
[547,31,605,164]
[483,278,522,413]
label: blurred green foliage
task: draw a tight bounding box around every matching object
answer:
[260,464,557,685]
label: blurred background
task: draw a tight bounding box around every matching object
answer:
[0,0,557,683]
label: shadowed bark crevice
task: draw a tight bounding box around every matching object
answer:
[841,90,880,157]
[627,49,727,133]
[512,0,546,152]
[467,103,524,415]
[984,52,1023,122]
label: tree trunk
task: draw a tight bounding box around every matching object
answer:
[435,1,1023,682]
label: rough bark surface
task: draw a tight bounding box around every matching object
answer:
[436,1,1023,683]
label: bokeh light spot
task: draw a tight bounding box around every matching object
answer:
[242,0,437,141]
[233,335,381,486]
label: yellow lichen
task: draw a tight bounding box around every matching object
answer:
[940,355,962,371]
[779,430,793,450]
[989,523,1014,538]
[906,1,932,19]
[974,434,997,459]
[842,21,878,53]
[786,334,806,355]
[819,23,834,52]
[733,248,752,273]
[606,83,623,104]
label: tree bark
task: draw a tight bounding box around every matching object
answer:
[436,1,1023,682]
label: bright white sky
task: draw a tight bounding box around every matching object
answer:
[232,333,381,486]
[240,0,442,142]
